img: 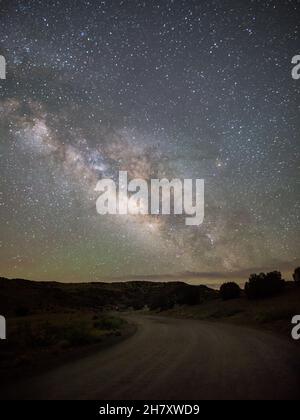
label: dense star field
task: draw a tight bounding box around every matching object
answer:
[0,0,299,284]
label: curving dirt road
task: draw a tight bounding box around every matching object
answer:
[2,315,300,400]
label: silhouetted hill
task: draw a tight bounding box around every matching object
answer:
[0,277,218,317]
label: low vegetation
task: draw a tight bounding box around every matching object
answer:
[0,312,128,382]
[163,268,300,337]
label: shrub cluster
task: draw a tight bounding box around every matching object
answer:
[244,271,285,299]
[220,282,241,301]
[220,268,300,301]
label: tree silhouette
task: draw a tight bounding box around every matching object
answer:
[245,271,285,299]
[220,282,241,301]
[293,267,300,284]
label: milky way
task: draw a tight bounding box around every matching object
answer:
[0,0,299,285]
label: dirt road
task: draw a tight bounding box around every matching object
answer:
[2,315,300,400]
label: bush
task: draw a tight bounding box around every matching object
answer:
[293,267,300,284]
[220,282,241,301]
[177,286,200,306]
[30,322,58,347]
[94,316,125,331]
[15,306,30,317]
[132,302,144,311]
[245,271,285,299]
[63,323,97,346]
[149,294,175,311]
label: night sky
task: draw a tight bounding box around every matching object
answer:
[0,0,299,285]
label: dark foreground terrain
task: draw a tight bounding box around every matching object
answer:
[1,277,299,400]
[0,277,215,387]
[2,315,300,400]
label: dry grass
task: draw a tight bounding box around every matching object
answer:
[162,284,300,337]
[0,312,127,377]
